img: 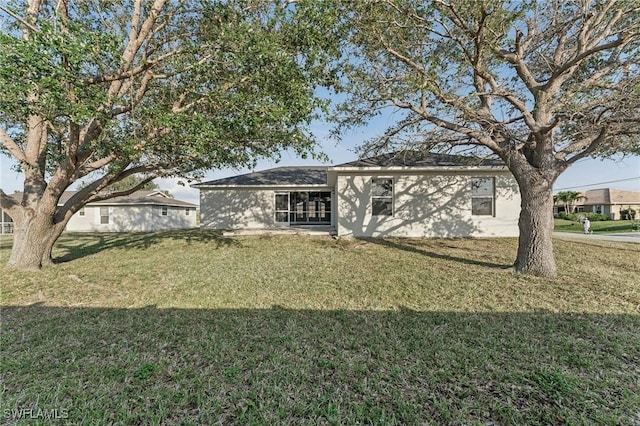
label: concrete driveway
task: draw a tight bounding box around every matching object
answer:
[553,232,640,244]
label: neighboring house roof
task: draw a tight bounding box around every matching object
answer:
[193,166,329,187]
[69,190,197,208]
[579,188,640,205]
[333,151,505,168]
[8,190,196,208]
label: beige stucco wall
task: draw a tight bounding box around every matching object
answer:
[200,188,276,229]
[65,205,196,232]
[335,171,520,238]
[608,203,640,220]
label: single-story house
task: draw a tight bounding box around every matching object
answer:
[1,190,197,233]
[553,188,640,220]
[193,152,521,238]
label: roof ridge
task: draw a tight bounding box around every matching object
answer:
[333,150,504,168]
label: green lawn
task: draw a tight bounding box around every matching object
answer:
[554,218,640,234]
[1,231,639,425]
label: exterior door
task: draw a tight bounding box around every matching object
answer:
[276,191,332,225]
[275,193,290,225]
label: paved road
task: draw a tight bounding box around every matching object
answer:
[553,232,640,244]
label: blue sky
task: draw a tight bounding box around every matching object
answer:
[1,119,639,205]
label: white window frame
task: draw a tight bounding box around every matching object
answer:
[161,206,168,216]
[274,193,290,224]
[371,178,394,216]
[78,207,85,216]
[471,177,495,216]
[99,207,109,224]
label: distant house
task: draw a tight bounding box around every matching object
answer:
[63,190,197,232]
[1,190,197,233]
[554,188,640,220]
[1,208,13,234]
[194,152,521,238]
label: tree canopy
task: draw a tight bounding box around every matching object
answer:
[333,0,640,160]
[554,190,587,214]
[329,0,640,277]
[0,0,339,269]
[0,1,335,193]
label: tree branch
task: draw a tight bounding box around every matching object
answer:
[55,164,157,222]
[562,127,609,165]
[0,129,27,163]
[107,0,167,100]
[87,174,157,203]
[402,101,501,152]
[0,4,38,32]
[73,154,118,179]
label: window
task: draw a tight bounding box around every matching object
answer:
[161,206,168,216]
[100,207,109,224]
[372,178,393,216]
[275,193,289,223]
[471,178,495,216]
[185,208,190,216]
[78,207,85,216]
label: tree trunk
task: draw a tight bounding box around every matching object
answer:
[7,210,66,270]
[514,182,557,278]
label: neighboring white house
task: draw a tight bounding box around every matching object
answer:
[1,190,197,233]
[193,152,521,238]
[63,190,197,232]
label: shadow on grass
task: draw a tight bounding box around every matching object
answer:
[363,237,513,269]
[2,305,638,425]
[54,229,238,264]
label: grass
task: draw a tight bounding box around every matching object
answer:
[554,218,640,234]
[1,230,639,425]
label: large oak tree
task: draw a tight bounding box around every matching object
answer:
[0,0,336,269]
[331,0,640,277]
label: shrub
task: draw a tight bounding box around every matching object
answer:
[620,208,636,220]
[565,212,609,222]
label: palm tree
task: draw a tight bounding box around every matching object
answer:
[554,191,587,215]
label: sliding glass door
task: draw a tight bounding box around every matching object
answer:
[275,191,331,225]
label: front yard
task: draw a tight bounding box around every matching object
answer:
[554,218,640,234]
[1,231,639,424]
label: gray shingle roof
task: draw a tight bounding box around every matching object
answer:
[7,190,196,208]
[334,151,505,168]
[193,152,505,188]
[193,166,329,187]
